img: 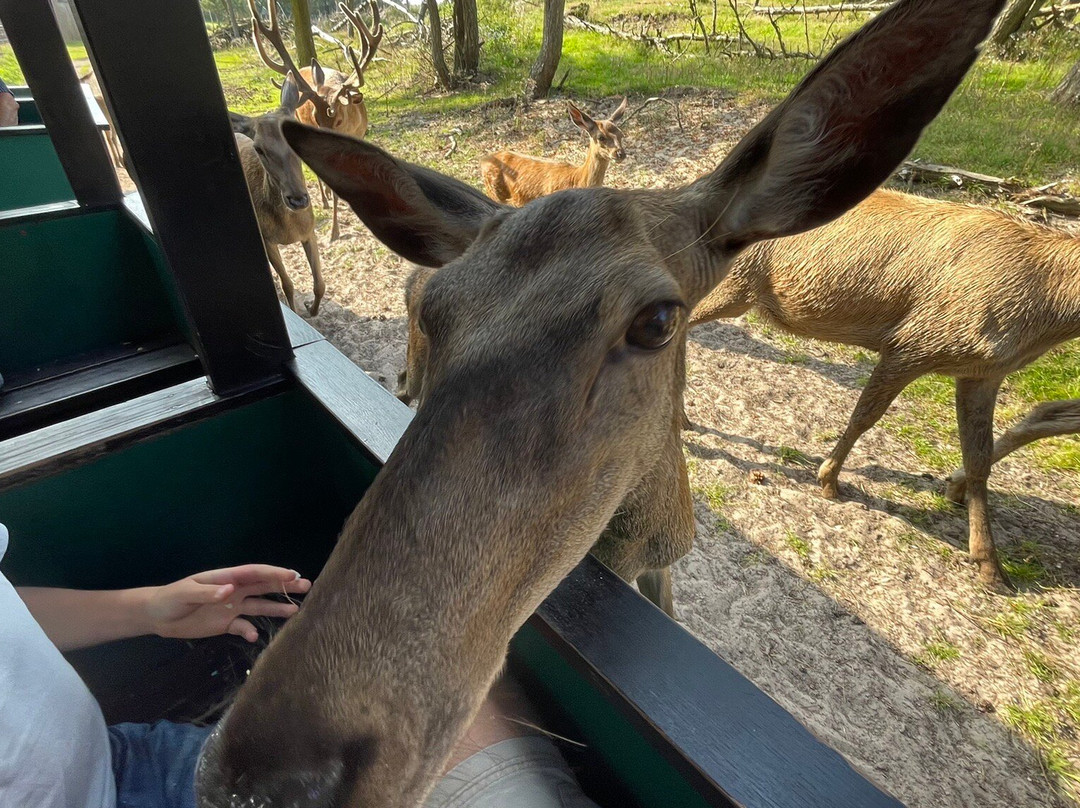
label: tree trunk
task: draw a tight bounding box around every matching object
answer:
[990,0,1044,46]
[452,0,479,78]
[1052,59,1080,106]
[290,0,317,66]
[427,0,454,90]
[224,0,241,39]
[529,0,565,98]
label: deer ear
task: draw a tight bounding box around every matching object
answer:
[609,97,628,123]
[228,111,255,139]
[280,72,301,112]
[311,58,326,87]
[568,102,597,135]
[685,0,1004,263]
[282,121,507,267]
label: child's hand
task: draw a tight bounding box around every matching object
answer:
[146,565,312,642]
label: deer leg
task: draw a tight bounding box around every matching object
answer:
[636,569,675,618]
[301,235,325,316]
[265,242,296,312]
[818,356,922,499]
[688,277,754,327]
[956,377,1011,593]
[330,192,341,242]
[947,398,1080,503]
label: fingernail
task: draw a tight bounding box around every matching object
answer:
[224,602,234,609]
[291,570,301,580]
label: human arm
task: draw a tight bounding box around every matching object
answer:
[16,564,312,652]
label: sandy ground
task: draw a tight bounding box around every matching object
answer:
[257,92,1077,807]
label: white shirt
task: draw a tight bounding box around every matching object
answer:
[0,523,117,808]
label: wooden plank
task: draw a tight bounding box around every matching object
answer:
[532,557,905,808]
[289,340,413,464]
[281,306,325,349]
[122,191,151,232]
[78,80,109,128]
[0,199,80,224]
[68,0,292,396]
[0,0,120,207]
[0,376,283,491]
[0,343,200,440]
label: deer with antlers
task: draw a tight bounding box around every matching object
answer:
[247,0,383,241]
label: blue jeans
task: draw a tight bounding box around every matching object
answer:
[108,721,215,808]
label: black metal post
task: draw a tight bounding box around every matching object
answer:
[67,0,292,396]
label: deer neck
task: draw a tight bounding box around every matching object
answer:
[575,140,610,187]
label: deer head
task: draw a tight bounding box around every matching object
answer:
[229,73,310,211]
[569,97,628,162]
[196,2,1005,806]
[328,1,383,111]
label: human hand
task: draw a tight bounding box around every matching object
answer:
[146,565,312,643]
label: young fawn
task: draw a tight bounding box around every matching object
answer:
[480,98,628,206]
[230,74,325,316]
[196,2,1006,806]
[690,188,1080,591]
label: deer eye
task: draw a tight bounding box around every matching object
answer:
[626,302,683,350]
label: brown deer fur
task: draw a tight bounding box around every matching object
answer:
[230,76,325,315]
[690,188,1080,590]
[480,98,628,206]
[195,3,1006,807]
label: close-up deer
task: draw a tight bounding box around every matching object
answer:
[194,2,1006,806]
[480,98,628,206]
[248,0,383,240]
[689,189,1080,591]
[229,73,325,316]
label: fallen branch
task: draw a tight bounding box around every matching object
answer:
[895,160,1023,193]
[1019,195,1080,217]
[623,95,684,132]
[444,127,461,159]
[751,3,888,14]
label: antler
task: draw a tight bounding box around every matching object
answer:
[247,0,334,126]
[338,1,384,85]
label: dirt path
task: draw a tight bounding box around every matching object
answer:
[273,91,1079,807]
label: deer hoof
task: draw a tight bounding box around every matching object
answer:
[305,298,321,317]
[978,561,1014,595]
[945,473,967,505]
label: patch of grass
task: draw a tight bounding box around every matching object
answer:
[917,639,961,668]
[1002,697,1080,797]
[807,566,839,583]
[1023,650,1059,684]
[783,529,812,565]
[987,608,1031,640]
[776,444,813,467]
[693,482,735,531]
[1000,541,1050,587]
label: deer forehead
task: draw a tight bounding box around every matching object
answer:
[423,192,678,331]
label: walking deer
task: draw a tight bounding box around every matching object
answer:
[195,3,1005,807]
[690,189,1080,591]
[480,98,628,206]
[230,74,325,315]
[248,0,383,240]
[946,398,1080,501]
